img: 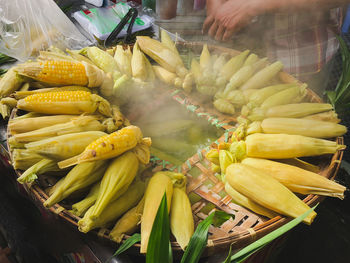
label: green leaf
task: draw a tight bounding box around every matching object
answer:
[325,90,337,107]
[146,192,171,263]
[223,244,234,263]
[181,210,234,263]
[107,233,141,262]
[227,205,318,263]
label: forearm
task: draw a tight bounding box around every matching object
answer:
[263,0,348,13]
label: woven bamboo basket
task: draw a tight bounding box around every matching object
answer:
[6,42,345,258]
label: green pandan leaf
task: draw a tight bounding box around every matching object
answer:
[227,205,318,263]
[107,233,141,262]
[146,192,171,263]
[181,210,234,263]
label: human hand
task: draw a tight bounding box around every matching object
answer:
[202,0,227,35]
[204,0,266,42]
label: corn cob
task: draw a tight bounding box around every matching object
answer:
[170,183,194,250]
[0,103,11,119]
[225,183,278,218]
[141,171,185,253]
[131,41,147,81]
[260,118,347,138]
[141,119,194,137]
[219,150,234,174]
[110,197,145,243]
[260,85,307,110]
[14,86,91,100]
[0,67,23,98]
[213,54,228,76]
[242,158,346,199]
[190,58,201,83]
[84,47,119,73]
[114,45,132,77]
[213,99,235,115]
[44,160,108,208]
[71,182,100,217]
[17,159,59,184]
[240,61,284,90]
[9,115,83,134]
[160,29,180,56]
[17,91,112,116]
[243,53,259,66]
[88,151,139,221]
[144,53,156,82]
[137,36,188,78]
[302,111,341,123]
[12,149,43,170]
[275,158,320,173]
[226,163,317,224]
[12,116,105,143]
[265,103,333,118]
[25,131,106,161]
[58,125,142,168]
[78,177,145,233]
[217,50,250,85]
[244,133,345,159]
[153,65,177,86]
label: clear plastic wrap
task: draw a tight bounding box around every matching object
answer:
[0,0,93,61]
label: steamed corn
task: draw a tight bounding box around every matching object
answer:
[248,84,297,107]
[12,149,43,170]
[265,103,333,118]
[226,163,317,224]
[17,159,59,184]
[14,86,91,100]
[242,158,346,199]
[0,67,23,98]
[71,182,100,217]
[85,46,119,73]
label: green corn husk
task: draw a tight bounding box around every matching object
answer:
[0,103,11,119]
[12,149,43,170]
[225,183,278,219]
[71,182,100,217]
[9,114,83,134]
[12,115,105,143]
[110,197,145,243]
[25,131,106,161]
[226,163,317,224]
[78,177,146,233]
[265,103,333,118]
[0,67,23,98]
[240,61,284,90]
[206,149,219,165]
[17,159,60,184]
[219,150,234,174]
[248,83,297,107]
[242,158,346,199]
[88,151,139,221]
[43,160,108,208]
[260,85,307,110]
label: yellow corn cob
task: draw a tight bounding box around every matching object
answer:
[58,125,143,168]
[141,171,185,253]
[265,103,333,118]
[78,177,146,233]
[17,158,59,184]
[25,131,107,161]
[17,91,112,116]
[71,182,100,217]
[16,61,88,86]
[114,45,132,77]
[110,197,145,243]
[243,53,259,66]
[260,118,347,138]
[260,85,307,110]
[85,46,119,73]
[302,111,341,123]
[170,183,194,250]
[44,160,108,208]
[12,116,105,143]
[241,158,346,199]
[87,151,139,220]
[225,183,278,218]
[240,61,284,90]
[244,133,345,159]
[226,163,317,224]
[14,86,91,99]
[136,36,188,78]
[131,42,148,81]
[217,50,250,85]
[12,149,43,170]
[160,29,180,56]
[0,67,23,98]
[9,115,82,134]
[153,65,177,86]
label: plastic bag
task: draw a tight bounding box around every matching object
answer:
[0,0,93,61]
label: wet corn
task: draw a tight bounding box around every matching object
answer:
[12,149,43,170]
[248,84,297,107]
[71,182,100,217]
[153,65,177,86]
[302,111,341,123]
[0,67,23,98]
[44,160,108,208]
[265,103,333,118]
[85,47,119,73]
[114,45,132,77]
[17,159,59,184]
[242,158,346,199]
[14,86,91,100]
[131,42,147,80]
[226,163,317,224]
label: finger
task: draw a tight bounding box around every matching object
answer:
[215,25,225,42]
[208,21,218,38]
[223,28,235,42]
[202,16,214,34]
